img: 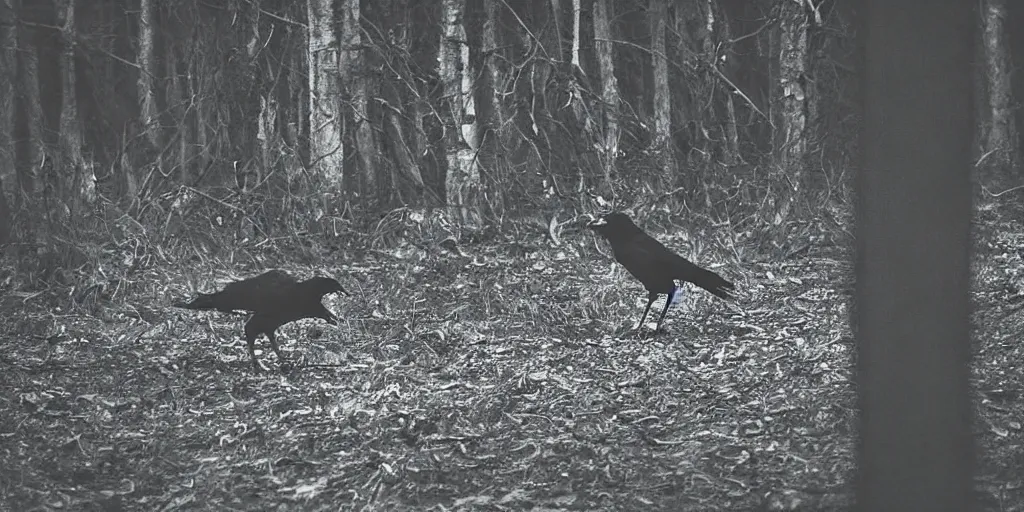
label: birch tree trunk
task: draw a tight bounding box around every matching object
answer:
[980,0,1020,175]
[570,0,581,67]
[650,0,673,182]
[439,0,481,225]
[592,0,619,190]
[307,0,345,189]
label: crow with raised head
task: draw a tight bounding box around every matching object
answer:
[588,212,735,332]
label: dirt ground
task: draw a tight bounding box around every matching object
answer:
[2,212,1022,511]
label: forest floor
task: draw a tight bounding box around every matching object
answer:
[2,208,1024,511]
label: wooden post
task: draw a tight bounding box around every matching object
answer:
[857,2,974,511]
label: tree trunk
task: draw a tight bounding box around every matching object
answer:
[257,95,278,175]
[713,1,740,164]
[981,0,1020,177]
[384,109,425,190]
[0,175,9,245]
[483,0,507,135]
[592,0,619,190]
[0,0,10,244]
[482,0,511,212]
[0,0,10,243]
[529,0,557,113]
[723,93,740,164]
[134,0,157,200]
[379,0,428,204]
[650,0,673,182]
[232,0,263,195]
[439,0,481,226]
[670,1,700,160]
[168,45,190,187]
[287,43,306,167]
[571,0,581,67]
[340,0,376,196]
[771,0,808,218]
[0,0,15,206]
[55,0,93,211]
[137,0,158,153]
[189,28,211,176]
[18,10,43,208]
[550,0,564,58]
[411,97,427,199]
[400,0,427,199]
[307,0,345,190]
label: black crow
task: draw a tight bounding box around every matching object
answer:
[588,212,735,332]
[174,270,349,369]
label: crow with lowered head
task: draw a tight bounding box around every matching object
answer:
[174,270,349,370]
[588,212,735,332]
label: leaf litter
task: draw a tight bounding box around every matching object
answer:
[0,217,1022,511]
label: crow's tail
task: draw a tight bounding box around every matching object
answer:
[691,267,736,300]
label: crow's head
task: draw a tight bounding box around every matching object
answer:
[587,212,637,236]
[303,276,351,297]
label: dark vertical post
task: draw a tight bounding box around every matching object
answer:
[857,2,974,511]
[0,178,9,246]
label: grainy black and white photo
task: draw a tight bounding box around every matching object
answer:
[0,0,1012,509]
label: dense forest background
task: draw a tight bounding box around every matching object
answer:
[0,0,1022,271]
[0,0,1009,277]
